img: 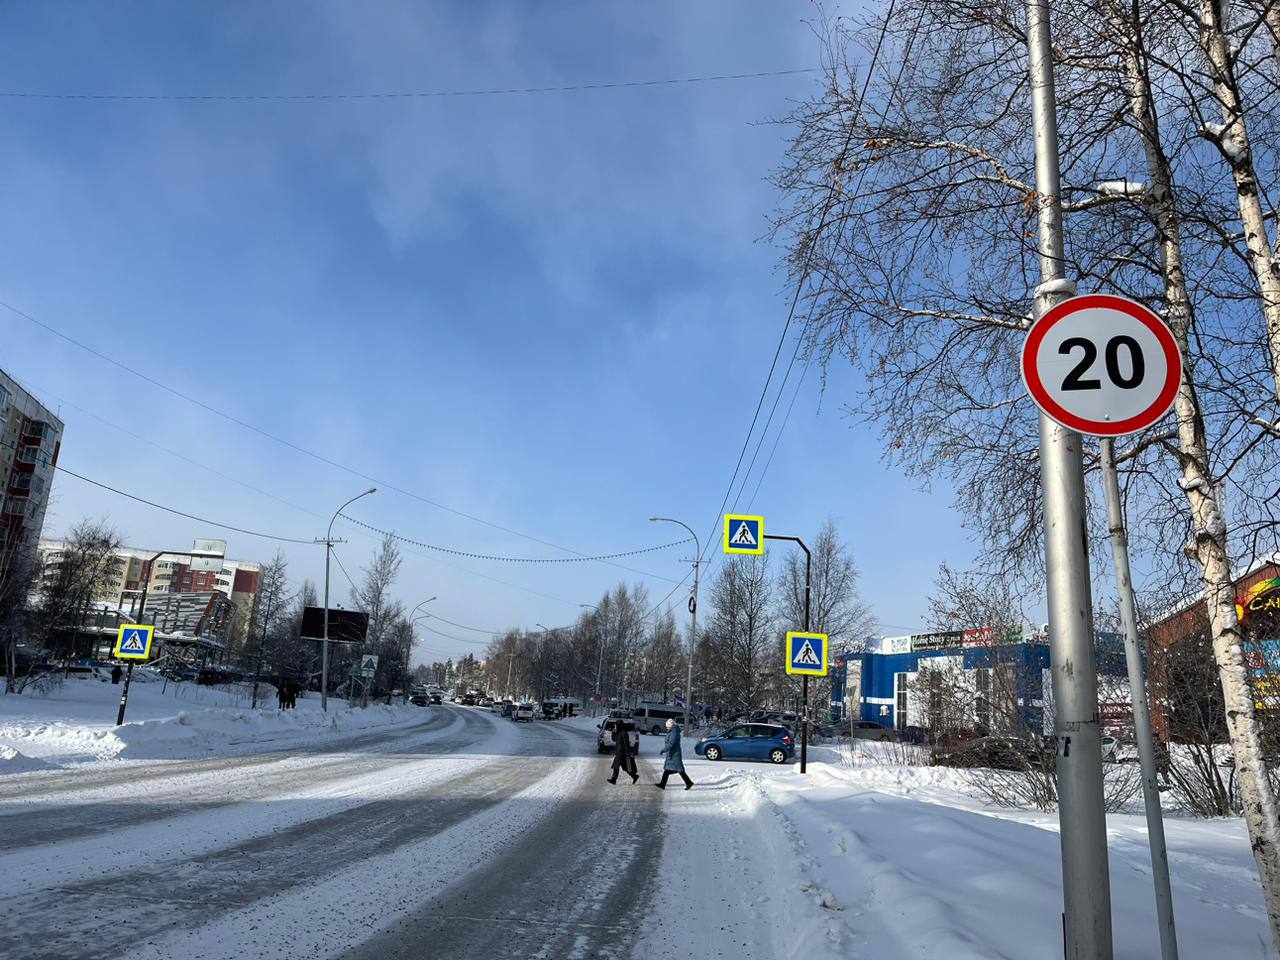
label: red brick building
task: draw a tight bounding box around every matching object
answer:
[1145,556,1280,740]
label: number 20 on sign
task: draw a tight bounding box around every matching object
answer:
[1021,294,1181,437]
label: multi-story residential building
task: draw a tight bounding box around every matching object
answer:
[36,541,262,652]
[0,370,63,554]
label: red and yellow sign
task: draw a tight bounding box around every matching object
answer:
[1238,577,1280,622]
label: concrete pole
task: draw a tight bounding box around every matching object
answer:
[1100,438,1179,959]
[1025,0,1114,954]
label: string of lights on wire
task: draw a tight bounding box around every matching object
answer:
[338,513,690,565]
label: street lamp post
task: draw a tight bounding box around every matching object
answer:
[318,487,377,712]
[403,597,436,702]
[581,602,605,713]
[650,517,702,731]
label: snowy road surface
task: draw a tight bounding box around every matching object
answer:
[0,706,672,960]
[2,706,1275,959]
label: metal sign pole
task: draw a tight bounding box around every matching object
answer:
[1100,438,1179,959]
[1024,0,1114,955]
[766,533,812,773]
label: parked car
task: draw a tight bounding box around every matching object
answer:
[499,701,516,718]
[597,719,641,755]
[850,720,897,742]
[408,692,430,706]
[695,723,795,764]
[513,703,535,722]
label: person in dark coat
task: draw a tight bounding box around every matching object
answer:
[607,719,638,784]
[111,665,123,685]
[655,718,693,790]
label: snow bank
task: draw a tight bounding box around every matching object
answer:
[0,744,52,774]
[0,678,424,768]
[650,747,1273,958]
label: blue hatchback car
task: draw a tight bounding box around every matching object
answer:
[695,723,795,764]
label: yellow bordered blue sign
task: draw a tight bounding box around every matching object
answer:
[723,514,764,555]
[114,624,155,660]
[785,631,828,676]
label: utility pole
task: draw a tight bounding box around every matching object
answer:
[318,487,376,712]
[1025,1,1114,955]
[1101,439,1178,959]
[650,517,704,731]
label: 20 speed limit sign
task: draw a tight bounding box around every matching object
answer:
[1021,294,1182,437]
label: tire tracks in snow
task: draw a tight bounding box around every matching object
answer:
[0,713,464,850]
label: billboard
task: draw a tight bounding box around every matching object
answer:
[300,607,369,644]
[189,538,227,572]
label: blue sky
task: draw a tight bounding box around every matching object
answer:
[1,1,978,662]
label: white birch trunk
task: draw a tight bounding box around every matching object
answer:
[1197,0,1280,404]
[1114,8,1280,947]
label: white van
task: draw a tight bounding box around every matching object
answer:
[631,703,685,736]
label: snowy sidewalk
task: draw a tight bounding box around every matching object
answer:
[642,747,1276,959]
[0,677,426,770]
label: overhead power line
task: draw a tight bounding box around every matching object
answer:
[6,298,683,576]
[54,465,316,544]
[338,512,689,566]
[0,67,819,103]
[701,1,914,585]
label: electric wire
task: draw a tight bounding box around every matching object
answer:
[53,465,317,544]
[1,67,820,102]
[337,512,689,567]
[4,297,673,570]
[701,2,917,588]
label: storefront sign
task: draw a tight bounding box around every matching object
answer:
[910,631,964,652]
[1239,577,1280,621]
[884,635,912,655]
[962,625,1026,647]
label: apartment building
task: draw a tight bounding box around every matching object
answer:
[36,541,262,651]
[0,369,63,555]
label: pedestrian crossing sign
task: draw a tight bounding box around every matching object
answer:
[785,631,828,676]
[113,624,155,660]
[723,514,764,555]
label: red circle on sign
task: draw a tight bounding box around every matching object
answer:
[1021,294,1182,437]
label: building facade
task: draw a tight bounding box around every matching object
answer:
[0,370,62,555]
[1144,555,1280,740]
[36,540,262,653]
[830,628,1130,737]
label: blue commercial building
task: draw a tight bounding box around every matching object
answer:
[829,629,1127,735]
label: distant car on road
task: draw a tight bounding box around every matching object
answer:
[459,694,477,706]
[850,720,897,742]
[513,703,534,722]
[695,723,794,764]
[429,692,443,705]
[408,692,430,706]
[499,701,516,718]
[596,719,641,755]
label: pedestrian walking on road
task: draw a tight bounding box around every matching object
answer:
[654,718,693,791]
[111,665,122,685]
[607,720,638,784]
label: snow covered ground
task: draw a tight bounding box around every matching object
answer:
[639,737,1276,959]
[0,674,424,769]
[1,706,1274,959]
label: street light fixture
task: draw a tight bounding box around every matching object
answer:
[401,597,437,702]
[651,516,703,732]
[319,487,377,712]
